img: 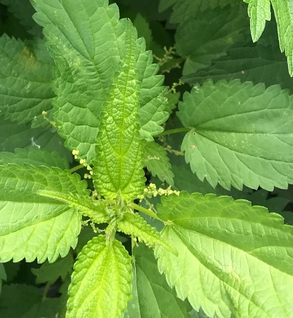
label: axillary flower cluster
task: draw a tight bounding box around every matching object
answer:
[137,183,180,201]
[72,149,93,179]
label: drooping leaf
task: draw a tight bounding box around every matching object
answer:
[67,235,132,318]
[32,253,74,285]
[117,211,170,251]
[0,0,42,36]
[0,164,88,263]
[0,35,54,127]
[143,141,174,186]
[177,79,293,191]
[243,0,293,76]
[155,192,293,318]
[31,0,168,163]
[93,22,145,200]
[175,5,249,75]
[125,244,191,318]
[0,284,60,317]
[0,147,69,169]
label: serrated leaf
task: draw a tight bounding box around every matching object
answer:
[175,5,249,75]
[0,164,89,263]
[124,244,191,318]
[155,192,293,318]
[37,190,109,225]
[0,284,60,317]
[0,0,42,36]
[32,253,74,285]
[92,22,145,200]
[67,235,132,318]
[143,141,174,185]
[159,0,239,24]
[177,79,293,191]
[0,147,69,169]
[0,35,54,127]
[118,212,171,251]
[31,0,168,162]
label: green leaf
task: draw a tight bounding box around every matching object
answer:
[93,22,145,200]
[175,5,249,75]
[31,0,168,163]
[0,164,88,263]
[177,79,293,191]
[243,0,271,42]
[117,212,170,251]
[37,190,110,225]
[0,263,6,293]
[32,253,74,285]
[143,141,174,186]
[159,0,240,24]
[0,147,69,169]
[0,284,60,317]
[0,0,42,36]
[125,244,191,318]
[0,35,54,127]
[155,192,293,318]
[67,235,132,318]
[243,0,293,76]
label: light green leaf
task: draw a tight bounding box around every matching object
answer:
[243,0,293,76]
[175,5,249,75]
[118,212,170,251]
[177,79,293,191]
[67,235,132,318]
[0,263,6,294]
[243,0,271,42]
[155,192,293,318]
[0,147,69,169]
[143,141,174,185]
[0,164,88,263]
[37,190,109,225]
[31,0,168,163]
[32,253,74,285]
[159,0,239,24]
[0,284,60,317]
[93,22,145,200]
[0,35,54,127]
[125,244,191,318]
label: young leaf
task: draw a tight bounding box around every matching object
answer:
[117,211,171,251]
[67,235,132,318]
[177,79,293,191]
[142,141,174,185]
[0,35,54,127]
[175,5,249,75]
[0,164,88,263]
[0,147,69,169]
[125,244,191,318]
[93,23,145,200]
[155,192,293,318]
[31,0,168,163]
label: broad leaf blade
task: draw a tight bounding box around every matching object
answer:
[175,5,249,75]
[93,23,145,200]
[0,35,54,127]
[125,244,191,318]
[31,0,168,163]
[177,79,293,191]
[0,164,88,263]
[155,192,293,318]
[67,235,132,318]
[143,141,174,185]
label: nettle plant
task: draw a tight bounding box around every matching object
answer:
[1,0,293,317]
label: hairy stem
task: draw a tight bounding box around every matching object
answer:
[129,202,162,221]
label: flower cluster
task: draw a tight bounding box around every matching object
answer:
[137,183,180,201]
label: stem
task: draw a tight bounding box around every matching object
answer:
[42,282,50,301]
[129,202,162,221]
[70,164,84,173]
[158,127,189,136]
